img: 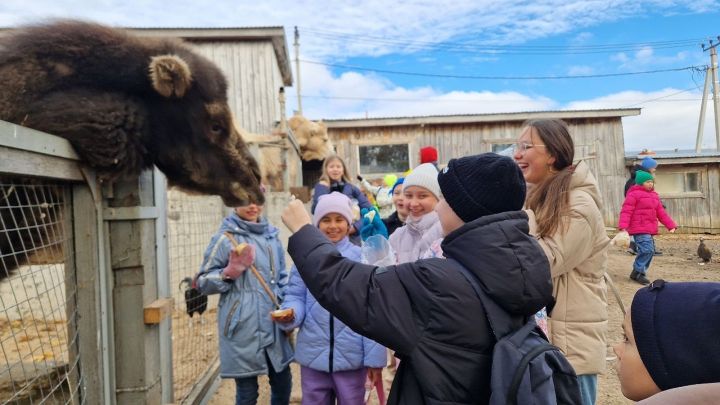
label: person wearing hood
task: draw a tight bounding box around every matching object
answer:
[514,119,609,405]
[280,153,554,404]
[196,202,293,405]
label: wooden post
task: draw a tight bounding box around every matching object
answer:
[72,179,109,404]
[107,171,163,404]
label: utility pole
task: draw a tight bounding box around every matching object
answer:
[697,38,720,152]
[294,26,303,115]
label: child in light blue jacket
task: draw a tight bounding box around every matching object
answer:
[274,192,387,404]
[196,202,293,405]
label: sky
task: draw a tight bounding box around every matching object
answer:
[2,0,720,151]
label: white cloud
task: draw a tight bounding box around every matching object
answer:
[287,63,717,151]
[564,89,718,150]
[611,46,691,69]
[0,0,713,60]
[567,65,594,75]
[285,62,555,119]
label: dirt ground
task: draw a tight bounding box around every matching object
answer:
[209,233,720,404]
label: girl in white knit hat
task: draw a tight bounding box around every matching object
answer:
[388,163,443,264]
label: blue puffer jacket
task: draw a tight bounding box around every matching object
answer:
[279,236,387,372]
[196,213,293,378]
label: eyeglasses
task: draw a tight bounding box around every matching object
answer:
[514,142,546,154]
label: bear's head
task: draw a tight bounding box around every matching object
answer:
[288,115,333,161]
[0,21,264,206]
[145,52,264,206]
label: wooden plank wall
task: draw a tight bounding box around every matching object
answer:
[328,117,628,227]
[657,163,719,234]
[192,41,284,134]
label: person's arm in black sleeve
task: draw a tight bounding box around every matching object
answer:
[288,224,420,353]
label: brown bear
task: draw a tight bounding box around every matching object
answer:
[0,20,264,207]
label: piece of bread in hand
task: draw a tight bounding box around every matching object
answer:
[270,308,294,320]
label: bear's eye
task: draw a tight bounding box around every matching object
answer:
[210,123,225,135]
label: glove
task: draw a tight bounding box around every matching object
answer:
[360,207,388,241]
[223,243,255,280]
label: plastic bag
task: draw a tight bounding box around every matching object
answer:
[361,235,396,266]
[610,230,631,248]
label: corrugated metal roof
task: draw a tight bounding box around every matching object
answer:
[321,108,641,128]
[625,149,720,159]
[126,26,284,30]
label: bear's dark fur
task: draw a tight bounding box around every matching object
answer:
[0,20,264,207]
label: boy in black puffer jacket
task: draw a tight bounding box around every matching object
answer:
[281,153,554,404]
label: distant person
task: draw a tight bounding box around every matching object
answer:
[613,280,720,403]
[382,178,407,236]
[196,202,293,405]
[280,153,554,404]
[618,170,677,285]
[419,146,439,169]
[514,119,609,405]
[312,155,372,244]
[358,173,397,217]
[624,156,657,196]
[275,192,386,404]
[624,156,663,256]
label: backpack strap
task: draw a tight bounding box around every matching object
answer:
[448,258,516,340]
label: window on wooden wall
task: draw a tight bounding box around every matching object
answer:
[654,170,703,197]
[357,144,410,175]
[492,143,515,156]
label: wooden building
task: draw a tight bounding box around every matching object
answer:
[323,109,641,227]
[626,150,720,234]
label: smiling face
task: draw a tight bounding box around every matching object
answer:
[392,184,408,218]
[325,158,345,182]
[513,126,556,185]
[235,203,263,223]
[318,213,350,243]
[613,313,661,401]
[403,185,439,218]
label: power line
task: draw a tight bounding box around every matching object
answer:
[301,28,704,55]
[301,59,706,80]
[302,94,706,104]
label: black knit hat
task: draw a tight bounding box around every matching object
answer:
[437,153,526,223]
[631,280,720,390]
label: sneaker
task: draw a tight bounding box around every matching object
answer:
[634,273,651,285]
[629,270,639,281]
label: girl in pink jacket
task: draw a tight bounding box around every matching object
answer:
[618,170,677,285]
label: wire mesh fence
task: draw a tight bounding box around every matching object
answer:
[0,178,82,404]
[167,189,226,402]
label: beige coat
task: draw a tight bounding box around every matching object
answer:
[526,161,609,375]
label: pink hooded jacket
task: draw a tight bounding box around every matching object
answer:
[618,185,677,235]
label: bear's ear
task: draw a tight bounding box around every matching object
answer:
[149,55,193,98]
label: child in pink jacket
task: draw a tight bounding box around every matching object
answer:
[618,170,677,285]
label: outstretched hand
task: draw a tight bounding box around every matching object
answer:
[360,207,388,240]
[282,198,312,233]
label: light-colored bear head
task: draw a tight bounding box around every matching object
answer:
[288,114,333,161]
